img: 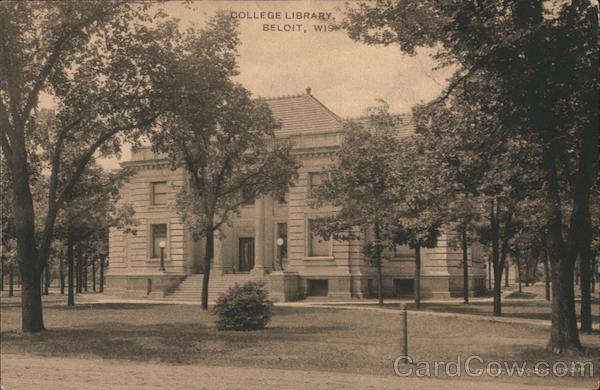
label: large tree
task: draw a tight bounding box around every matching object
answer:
[412,100,489,306]
[0,3,172,331]
[413,68,543,317]
[341,0,598,353]
[151,15,299,310]
[391,136,444,310]
[53,158,134,306]
[310,105,404,305]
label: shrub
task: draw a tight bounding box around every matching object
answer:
[212,281,273,331]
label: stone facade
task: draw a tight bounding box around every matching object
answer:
[107,91,486,301]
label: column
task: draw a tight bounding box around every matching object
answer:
[213,233,224,275]
[263,195,274,271]
[252,196,266,274]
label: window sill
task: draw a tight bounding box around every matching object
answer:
[303,256,334,261]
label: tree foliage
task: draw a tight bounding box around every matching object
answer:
[311,104,405,304]
[150,14,299,310]
[341,0,598,353]
[0,2,174,331]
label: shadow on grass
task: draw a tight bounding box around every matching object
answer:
[361,301,600,323]
[51,303,165,311]
[0,318,350,365]
[418,303,554,321]
[494,344,600,362]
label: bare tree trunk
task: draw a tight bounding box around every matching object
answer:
[504,261,509,287]
[515,249,522,293]
[487,256,492,290]
[9,267,14,297]
[461,230,469,304]
[542,149,582,353]
[77,248,83,294]
[544,254,551,300]
[67,233,75,306]
[92,261,96,292]
[548,251,581,353]
[99,257,105,293]
[83,255,88,292]
[491,199,501,316]
[8,138,47,332]
[59,257,65,295]
[20,267,44,332]
[542,234,551,301]
[13,218,45,331]
[201,228,214,310]
[75,249,80,294]
[592,256,596,294]
[525,258,530,287]
[493,263,503,316]
[43,265,50,295]
[579,210,593,333]
[531,253,541,286]
[374,224,384,305]
[414,244,421,310]
[376,260,383,305]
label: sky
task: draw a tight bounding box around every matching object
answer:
[95,1,452,167]
[168,1,451,115]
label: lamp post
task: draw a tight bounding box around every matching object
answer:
[276,237,285,271]
[159,240,166,271]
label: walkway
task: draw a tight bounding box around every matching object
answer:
[1,354,575,390]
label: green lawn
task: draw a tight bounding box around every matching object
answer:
[1,301,598,387]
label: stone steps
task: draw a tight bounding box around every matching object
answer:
[164,273,269,302]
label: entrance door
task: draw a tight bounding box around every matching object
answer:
[238,238,255,272]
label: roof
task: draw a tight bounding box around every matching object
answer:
[125,90,415,165]
[264,90,414,137]
[345,113,415,138]
[264,92,343,135]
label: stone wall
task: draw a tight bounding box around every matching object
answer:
[106,155,190,294]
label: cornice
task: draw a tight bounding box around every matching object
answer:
[291,147,337,158]
[120,160,172,170]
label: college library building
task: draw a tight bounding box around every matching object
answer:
[107,90,486,302]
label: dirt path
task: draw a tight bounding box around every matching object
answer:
[0,354,583,390]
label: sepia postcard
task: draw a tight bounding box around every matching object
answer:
[1,1,598,389]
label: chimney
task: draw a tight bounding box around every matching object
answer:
[306,87,311,95]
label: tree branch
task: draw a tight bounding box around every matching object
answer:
[18,5,122,131]
[0,130,12,160]
[37,114,158,266]
[46,116,83,216]
[0,98,15,150]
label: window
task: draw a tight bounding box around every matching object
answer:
[394,279,414,297]
[242,188,255,205]
[307,279,328,296]
[276,222,288,259]
[308,219,329,257]
[151,224,167,258]
[276,191,287,204]
[151,181,168,205]
[307,172,322,197]
[367,279,375,298]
